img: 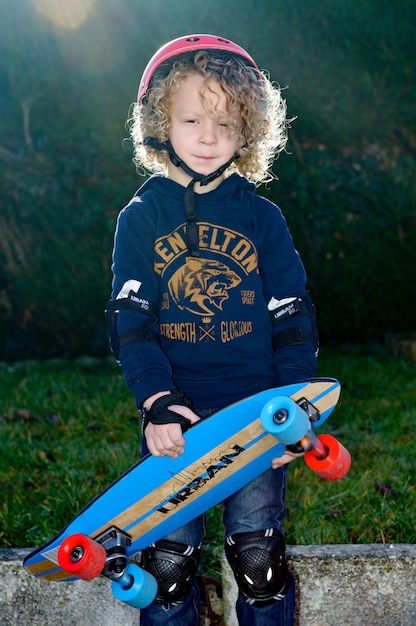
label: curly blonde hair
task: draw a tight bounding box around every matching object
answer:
[128,51,288,184]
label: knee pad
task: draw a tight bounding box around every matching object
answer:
[225,528,291,606]
[141,539,200,605]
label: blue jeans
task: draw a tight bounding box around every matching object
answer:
[139,412,295,625]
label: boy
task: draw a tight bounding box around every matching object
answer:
[107,34,318,626]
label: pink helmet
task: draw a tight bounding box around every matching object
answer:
[138,34,260,103]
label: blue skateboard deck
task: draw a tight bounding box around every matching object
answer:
[24,378,340,583]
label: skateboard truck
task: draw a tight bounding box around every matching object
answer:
[93,526,132,580]
[296,397,320,423]
[261,393,351,480]
[93,527,158,607]
[58,527,158,607]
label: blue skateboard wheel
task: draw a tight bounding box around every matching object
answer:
[111,563,158,608]
[260,396,310,444]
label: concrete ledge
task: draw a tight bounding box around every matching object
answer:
[223,544,416,626]
[2,545,415,625]
[0,549,139,626]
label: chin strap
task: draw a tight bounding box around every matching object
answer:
[144,136,238,256]
[184,178,201,257]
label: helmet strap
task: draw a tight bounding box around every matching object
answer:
[184,179,201,257]
[144,136,239,256]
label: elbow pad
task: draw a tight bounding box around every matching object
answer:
[269,294,319,355]
[105,289,158,362]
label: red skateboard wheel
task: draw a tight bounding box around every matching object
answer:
[304,433,351,481]
[58,533,106,580]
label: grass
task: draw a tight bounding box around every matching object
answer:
[1,348,415,578]
[0,357,140,549]
[286,347,415,546]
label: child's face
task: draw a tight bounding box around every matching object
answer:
[167,73,240,191]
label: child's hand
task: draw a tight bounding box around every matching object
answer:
[143,393,200,458]
[144,422,187,458]
[271,448,304,470]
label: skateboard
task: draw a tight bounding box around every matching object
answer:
[24,378,350,608]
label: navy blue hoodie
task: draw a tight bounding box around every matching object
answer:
[111,173,316,409]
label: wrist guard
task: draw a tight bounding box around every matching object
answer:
[141,390,193,433]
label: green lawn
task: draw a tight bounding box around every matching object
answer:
[1,347,415,578]
[286,347,415,546]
